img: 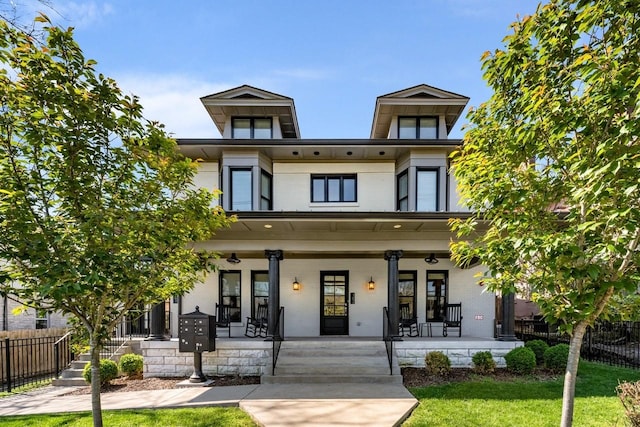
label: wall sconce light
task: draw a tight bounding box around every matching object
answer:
[368,277,375,290]
[292,278,301,291]
[424,253,439,264]
[226,253,241,264]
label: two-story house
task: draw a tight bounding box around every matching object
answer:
[171,83,498,339]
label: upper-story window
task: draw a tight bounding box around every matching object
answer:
[397,168,439,211]
[398,117,438,139]
[417,169,438,211]
[260,171,272,210]
[230,168,252,210]
[229,168,273,211]
[232,118,272,139]
[311,174,356,202]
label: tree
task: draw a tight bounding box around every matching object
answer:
[449,1,640,426]
[0,17,233,427]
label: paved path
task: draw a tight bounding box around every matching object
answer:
[0,383,418,426]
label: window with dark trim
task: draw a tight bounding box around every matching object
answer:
[311,174,356,202]
[230,168,252,211]
[35,308,48,329]
[398,116,438,139]
[426,270,448,322]
[232,117,272,139]
[251,271,269,319]
[399,271,417,319]
[397,170,408,211]
[260,171,272,210]
[220,271,241,322]
[417,169,438,211]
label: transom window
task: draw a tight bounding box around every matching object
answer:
[426,271,448,322]
[311,174,356,202]
[220,271,241,322]
[398,117,438,139]
[232,118,272,139]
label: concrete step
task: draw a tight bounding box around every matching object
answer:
[71,360,90,370]
[51,377,88,387]
[261,373,403,385]
[265,340,402,385]
[61,368,85,379]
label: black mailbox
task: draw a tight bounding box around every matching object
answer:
[178,306,216,353]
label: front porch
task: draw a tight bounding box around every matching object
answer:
[140,336,523,379]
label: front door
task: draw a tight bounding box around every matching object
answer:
[320,271,349,335]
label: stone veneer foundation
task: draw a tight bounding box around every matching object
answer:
[141,339,272,378]
[141,338,523,378]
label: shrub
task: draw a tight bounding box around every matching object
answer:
[544,344,570,372]
[525,340,549,365]
[119,353,143,377]
[471,351,496,374]
[425,351,451,377]
[617,380,640,427]
[504,346,536,375]
[82,359,119,385]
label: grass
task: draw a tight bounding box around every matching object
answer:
[0,407,257,426]
[0,380,52,398]
[403,361,640,427]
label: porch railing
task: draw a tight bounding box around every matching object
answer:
[271,306,285,375]
[382,307,398,375]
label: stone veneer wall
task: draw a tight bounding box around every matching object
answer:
[140,339,272,378]
[395,339,524,368]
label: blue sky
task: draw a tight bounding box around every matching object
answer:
[25,0,541,139]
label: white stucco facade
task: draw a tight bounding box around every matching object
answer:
[172,83,499,341]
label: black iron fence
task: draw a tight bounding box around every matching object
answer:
[1,334,72,393]
[515,319,640,369]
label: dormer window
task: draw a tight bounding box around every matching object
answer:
[398,117,438,139]
[232,117,272,139]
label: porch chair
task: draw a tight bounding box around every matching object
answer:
[443,303,463,337]
[245,303,268,338]
[215,303,232,338]
[399,303,419,337]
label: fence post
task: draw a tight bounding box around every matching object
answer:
[4,338,10,393]
[54,341,59,378]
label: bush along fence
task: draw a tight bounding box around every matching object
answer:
[0,332,73,392]
[515,319,640,369]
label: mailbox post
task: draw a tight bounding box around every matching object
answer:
[178,306,216,383]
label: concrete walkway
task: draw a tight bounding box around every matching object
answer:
[0,383,418,426]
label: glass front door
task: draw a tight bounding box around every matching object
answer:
[320,271,349,335]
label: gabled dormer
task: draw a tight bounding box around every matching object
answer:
[370,84,469,139]
[200,85,300,139]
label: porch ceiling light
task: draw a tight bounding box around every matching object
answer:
[368,277,375,290]
[226,253,241,264]
[424,253,439,264]
[264,224,273,229]
[292,278,301,291]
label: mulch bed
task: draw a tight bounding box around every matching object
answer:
[63,369,559,396]
[64,375,261,396]
[401,367,561,387]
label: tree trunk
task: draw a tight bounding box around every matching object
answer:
[89,334,103,427]
[560,321,587,427]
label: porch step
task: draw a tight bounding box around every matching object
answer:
[262,340,402,385]
[52,341,132,387]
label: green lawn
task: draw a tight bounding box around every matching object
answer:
[0,407,257,427]
[403,361,640,427]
